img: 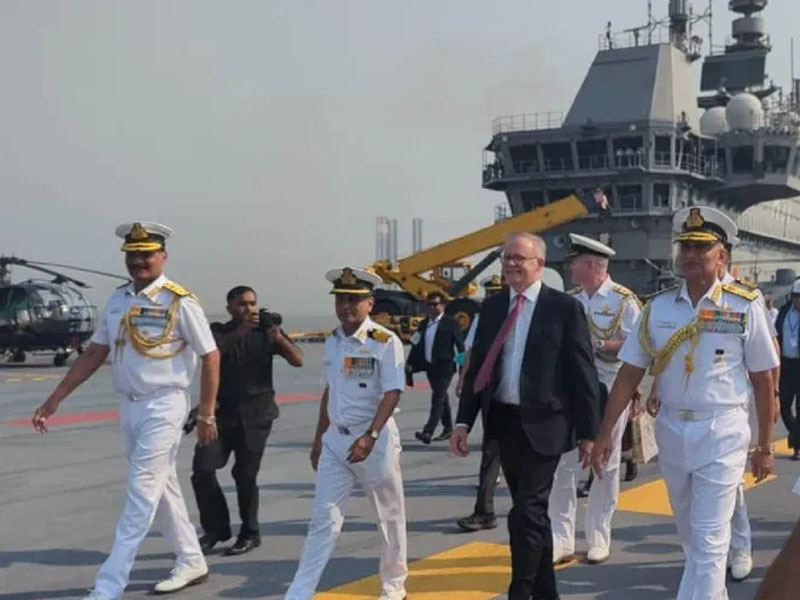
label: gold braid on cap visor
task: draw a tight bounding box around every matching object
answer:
[121,297,187,358]
[674,231,721,244]
[121,241,164,252]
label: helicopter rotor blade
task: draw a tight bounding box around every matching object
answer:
[26,260,129,282]
[0,257,89,287]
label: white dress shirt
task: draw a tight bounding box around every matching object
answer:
[424,313,443,364]
[496,280,542,406]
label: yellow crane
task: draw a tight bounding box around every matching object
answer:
[370,193,603,341]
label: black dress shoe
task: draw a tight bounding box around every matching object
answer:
[456,513,497,532]
[225,536,261,556]
[434,429,452,441]
[624,460,638,482]
[199,532,231,555]
[414,431,432,445]
[793,449,800,462]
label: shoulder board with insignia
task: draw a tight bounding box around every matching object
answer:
[612,284,634,297]
[163,281,191,297]
[734,278,758,291]
[567,286,583,295]
[367,328,391,343]
[641,285,680,302]
[722,282,757,301]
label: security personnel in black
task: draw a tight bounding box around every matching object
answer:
[409,293,465,444]
[776,279,800,460]
[191,286,304,555]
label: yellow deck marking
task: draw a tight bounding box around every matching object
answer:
[315,541,577,599]
[775,438,791,457]
[618,468,777,517]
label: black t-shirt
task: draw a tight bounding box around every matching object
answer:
[211,320,286,423]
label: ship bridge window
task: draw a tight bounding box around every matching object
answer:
[654,136,671,167]
[653,183,671,208]
[541,142,573,171]
[547,189,575,203]
[792,147,800,177]
[764,145,791,174]
[508,145,539,174]
[577,139,608,170]
[616,184,643,211]
[520,190,546,210]
[732,145,754,174]
[613,136,644,167]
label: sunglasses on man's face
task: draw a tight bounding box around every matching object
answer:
[427,301,441,307]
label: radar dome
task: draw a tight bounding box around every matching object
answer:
[726,93,764,131]
[700,107,729,136]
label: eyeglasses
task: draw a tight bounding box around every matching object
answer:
[427,301,442,307]
[501,254,541,264]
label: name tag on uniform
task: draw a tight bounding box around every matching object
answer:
[656,320,676,329]
[697,309,746,334]
[343,356,377,378]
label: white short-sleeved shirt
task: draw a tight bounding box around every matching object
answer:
[573,277,641,388]
[90,274,217,396]
[322,316,405,427]
[619,280,779,411]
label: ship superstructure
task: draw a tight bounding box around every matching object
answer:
[482,0,800,293]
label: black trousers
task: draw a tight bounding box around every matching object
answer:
[490,402,560,600]
[423,364,455,434]
[780,357,800,446]
[474,436,501,517]
[191,418,272,540]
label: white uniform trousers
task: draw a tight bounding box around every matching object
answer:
[93,390,206,599]
[549,405,629,554]
[729,483,751,552]
[657,406,750,600]
[285,417,407,600]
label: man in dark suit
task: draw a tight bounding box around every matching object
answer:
[409,293,465,444]
[775,279,800,460]
[451,232,601,600]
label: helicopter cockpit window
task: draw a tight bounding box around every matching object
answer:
[8,288,27,307]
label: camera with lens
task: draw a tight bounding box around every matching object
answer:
[258,308,283,332]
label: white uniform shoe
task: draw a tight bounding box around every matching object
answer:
[729,547,753,581]
[586,546,611,564]
[153,566,209,594]
[377,593,406,600]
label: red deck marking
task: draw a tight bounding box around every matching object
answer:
[3,383,430,428]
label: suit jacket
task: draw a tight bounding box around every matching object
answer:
[407,314,465,373]
[776,302,800,357]
[456,284,601,456]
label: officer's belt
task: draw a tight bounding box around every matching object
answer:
[659,404,744,422]
[332,418,373,436]
[125,387,185,402]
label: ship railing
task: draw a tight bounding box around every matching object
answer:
[578,155,611,170]
[598,25,671,51]
[654,151,722,178]
[492,112,564,135]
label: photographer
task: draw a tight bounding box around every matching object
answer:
[190,285,303,556]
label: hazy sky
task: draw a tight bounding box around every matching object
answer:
[1,0,798,316]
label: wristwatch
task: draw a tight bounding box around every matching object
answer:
[594,339,604,351]
[754,444,775,456]
[366,428,380,441]
[196,414,217,425]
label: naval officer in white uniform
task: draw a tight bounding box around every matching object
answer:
[593,206,778,600]
[285,267,407,600]
[32,222,220,599]
[549,234,641,565]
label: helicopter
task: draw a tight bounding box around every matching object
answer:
[0,256,128,366]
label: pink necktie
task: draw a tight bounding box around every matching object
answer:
[473,293,526,393]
